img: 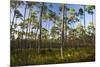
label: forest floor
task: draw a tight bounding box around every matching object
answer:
[11,47,95,66]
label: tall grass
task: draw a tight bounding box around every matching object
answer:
[11,47,95,66]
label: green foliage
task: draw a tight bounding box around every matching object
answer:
[87,22,95,36]
[78,8,84,15]
[86,5,95,14]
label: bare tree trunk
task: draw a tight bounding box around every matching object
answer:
[35,28,38,50]
[38,2,44,54]
[83,5,86,28]
[61,4,64,59]
[11,11,16,42]
[23,5,27,46]
[83,5,86,46]
[92,14,94,26]
[29,8,32,49]
[21,5,27,64]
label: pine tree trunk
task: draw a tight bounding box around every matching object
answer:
[83,5,86,46]
[92,14,94,25]
[38,2,44,54]
[61,4,64,59]
[84,5,86,28]
[22,5,27,64]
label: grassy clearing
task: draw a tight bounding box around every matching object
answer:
[11,47,95,66]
